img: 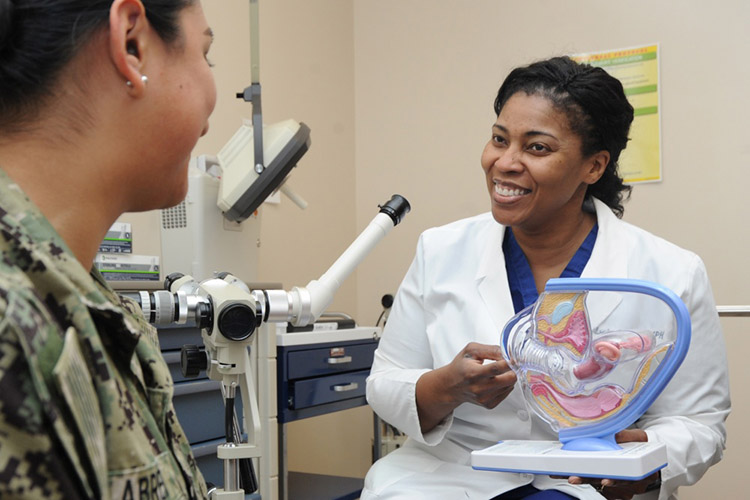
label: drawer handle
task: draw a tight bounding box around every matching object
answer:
[326,356,353,365]
[332,382,359,392]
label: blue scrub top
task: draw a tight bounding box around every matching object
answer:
[503,224,598,314]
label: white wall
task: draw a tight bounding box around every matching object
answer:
[353,1,749,497]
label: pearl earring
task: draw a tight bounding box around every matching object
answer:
[126,75,149,87]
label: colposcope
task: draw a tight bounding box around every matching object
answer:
[128,194,409,499]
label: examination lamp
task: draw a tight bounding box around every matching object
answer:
[217,118,310,222]
[220,0,311,223]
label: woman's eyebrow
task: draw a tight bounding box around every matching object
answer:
[493,123,558,140]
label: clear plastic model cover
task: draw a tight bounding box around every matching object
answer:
[502,279,690,448]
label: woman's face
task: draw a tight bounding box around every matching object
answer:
[131,2,217,210]
[480,92,604,233]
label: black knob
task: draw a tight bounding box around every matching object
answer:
[381,294,394,308]
[181,344,208,378]
[164,272,185,291]
[196,300,213,331]
[218,304,256,341]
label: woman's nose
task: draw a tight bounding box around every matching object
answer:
[495,149,522,172]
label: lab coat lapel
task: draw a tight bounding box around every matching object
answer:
[474,202,628,334]
[476,222,516,337]
[581,199,629,328]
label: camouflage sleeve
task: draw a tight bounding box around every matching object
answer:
[0,322,88,499]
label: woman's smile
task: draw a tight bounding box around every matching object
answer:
[493,180,531,201]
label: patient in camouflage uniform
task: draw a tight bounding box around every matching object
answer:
[0,0,217,498]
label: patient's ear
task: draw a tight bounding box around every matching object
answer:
[108,0,149,95]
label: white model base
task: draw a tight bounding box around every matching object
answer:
[471,440,667,480]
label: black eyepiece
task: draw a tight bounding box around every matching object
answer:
[378,194,411,226]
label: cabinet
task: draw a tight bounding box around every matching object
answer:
[158,322,379,499]
[158,324,235,490]
[276,327,380,500]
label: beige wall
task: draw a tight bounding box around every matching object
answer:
[354,0,749,497]
[122,0,748,493]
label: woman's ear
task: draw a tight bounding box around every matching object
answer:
[109,0,149,95]
[584,150,611,185]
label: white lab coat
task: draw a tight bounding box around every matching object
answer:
[364,199,730,500]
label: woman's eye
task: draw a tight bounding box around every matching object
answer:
[492,135,506,145]
[528,143,549,153]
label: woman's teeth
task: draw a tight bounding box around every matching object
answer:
[495,185,528,196]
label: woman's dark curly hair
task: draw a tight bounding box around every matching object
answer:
[0,0,195,132]
[494,56,634,217]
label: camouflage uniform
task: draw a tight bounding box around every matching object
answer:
[0,169,209,499]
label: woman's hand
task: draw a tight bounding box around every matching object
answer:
[443,342,517,408]
[564,429,660,499]
[415,342,517,433]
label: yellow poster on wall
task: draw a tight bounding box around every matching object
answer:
[571,44,661,184]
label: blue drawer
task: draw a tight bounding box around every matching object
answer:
[157,323,202,351]
[191,438,224,488]
[285,343,377,380]
[290,370,369,409]
[173,379,225,444]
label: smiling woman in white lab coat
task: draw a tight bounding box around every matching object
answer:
[363,57,730,500]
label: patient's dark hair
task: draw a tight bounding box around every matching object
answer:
[494,56,634,217]
[0,0,194,132]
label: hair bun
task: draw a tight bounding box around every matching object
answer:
[0,0,15,51]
